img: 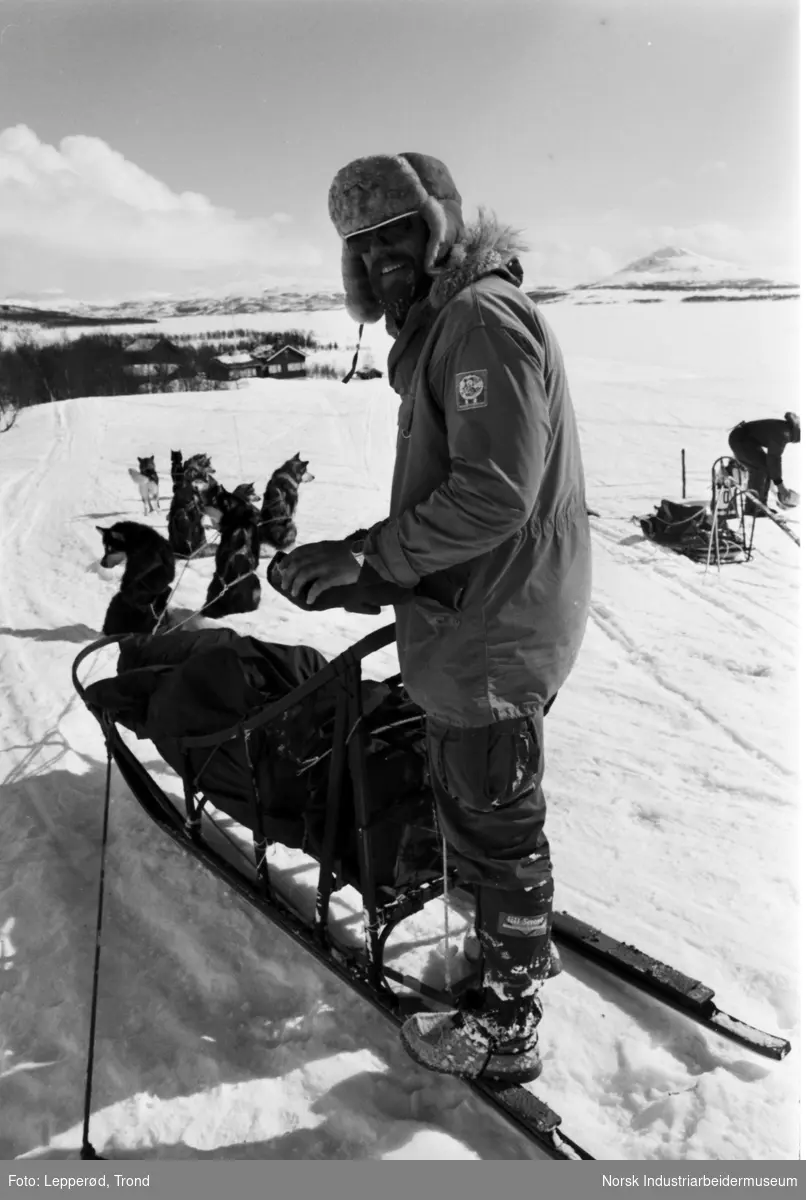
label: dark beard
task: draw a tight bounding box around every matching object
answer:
[369,260,429,331]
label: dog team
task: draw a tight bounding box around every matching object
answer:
[98,450,315,636]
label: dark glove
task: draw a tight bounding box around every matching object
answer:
[267,552,413,615]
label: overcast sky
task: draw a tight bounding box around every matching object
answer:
[0,0,798,302]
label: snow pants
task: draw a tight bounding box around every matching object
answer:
[728,425,772,505]
[425,712,555,993]
[425,713,553,891]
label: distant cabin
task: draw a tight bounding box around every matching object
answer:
[123,362,179,380]
[256,344,308,379]
[124,335,188,368]
[206,352,260,382]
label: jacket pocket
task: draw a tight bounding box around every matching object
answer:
[412,595,461,630]
[430,719,541,812]
[415,574,466,613]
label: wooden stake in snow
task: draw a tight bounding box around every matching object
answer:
[681,448,687,499]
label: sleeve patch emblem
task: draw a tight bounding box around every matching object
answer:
[456,369,488,411]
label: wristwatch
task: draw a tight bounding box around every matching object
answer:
[349,538,365,568]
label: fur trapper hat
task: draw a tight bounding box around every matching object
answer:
[328,153,465,324]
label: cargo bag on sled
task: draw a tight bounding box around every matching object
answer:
[636,497,749,564]
[82,626,442,894]
[638,499,709,545]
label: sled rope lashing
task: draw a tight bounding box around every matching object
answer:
[295,714,423,778]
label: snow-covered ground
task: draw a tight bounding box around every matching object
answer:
[0,298,800,1161]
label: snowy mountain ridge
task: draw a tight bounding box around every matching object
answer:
[1,247,798,326]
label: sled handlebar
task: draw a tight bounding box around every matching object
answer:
[71,633,131,701]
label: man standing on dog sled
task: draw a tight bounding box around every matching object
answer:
[278,153,591,1085]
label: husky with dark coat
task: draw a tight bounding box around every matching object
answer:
[232,481,259,507]
[97,522,175,635]
[170,450,185,492]
[128,455,160,515]
[167,455,217,558]
[201,482,261,617]
[183,453,215,484]
[258,453,314,550]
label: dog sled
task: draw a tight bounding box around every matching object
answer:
[636,457,758,566]
[71,622,790,1162]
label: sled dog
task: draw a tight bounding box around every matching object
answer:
[97,521,175,635]
[128,455,160,515]
[258,453,315,550]
[202,482,261,617]
[170,450,185,492]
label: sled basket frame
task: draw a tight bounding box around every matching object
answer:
[704,456,755,567]
[72,623,459,1001]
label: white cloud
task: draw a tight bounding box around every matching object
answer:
[0,125,323,297]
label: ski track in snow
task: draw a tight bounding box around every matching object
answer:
[0,299,800,1162]
[586,568,790,778]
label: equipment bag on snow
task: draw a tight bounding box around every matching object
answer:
[637,499,709,545]
[83,627,442,893]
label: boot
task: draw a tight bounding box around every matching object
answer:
[399,992,543,1084]
[400,885,552,1084]
[463,928,563,979]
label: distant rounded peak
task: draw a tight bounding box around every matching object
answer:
[621,245,702,272]
[653,245,695,260]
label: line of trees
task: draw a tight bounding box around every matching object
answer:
[0,335,143,410]
[168,328,336,349]
[0,329,345,424]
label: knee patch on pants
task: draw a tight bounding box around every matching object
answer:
[426,716,553,889]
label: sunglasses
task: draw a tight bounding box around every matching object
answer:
[346,213,419,256]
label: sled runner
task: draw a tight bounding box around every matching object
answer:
[71,623,790,1162]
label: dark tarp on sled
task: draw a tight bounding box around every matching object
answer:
[636,498,748,563]
[83,627,442,893]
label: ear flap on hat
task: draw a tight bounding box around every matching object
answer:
[341,241,384,325]
[421,194,464,274]
[330,152,465,321]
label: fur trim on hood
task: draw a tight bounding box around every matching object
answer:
[427,210,529,312]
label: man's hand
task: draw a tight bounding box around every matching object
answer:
[277,540,361,605]
[777,484,800,509]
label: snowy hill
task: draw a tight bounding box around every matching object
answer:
[1,285,346,325]
[583,246,789,291]
[0,297,799,1161]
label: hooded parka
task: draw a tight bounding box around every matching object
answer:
[359,217,592,727]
